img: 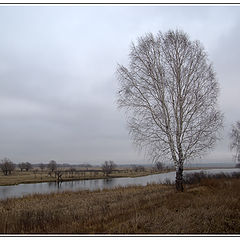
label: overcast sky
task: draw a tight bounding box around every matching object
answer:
[0,5,239,165]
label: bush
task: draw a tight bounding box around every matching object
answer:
[183,171,240,185]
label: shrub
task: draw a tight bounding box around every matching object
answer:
[183,171,240,185]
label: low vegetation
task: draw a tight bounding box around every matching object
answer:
[0,173,240,234]
[183,171,240,184]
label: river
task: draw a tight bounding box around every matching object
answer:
[0,168,239,200]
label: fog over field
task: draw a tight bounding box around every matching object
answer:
[0,5,239,164]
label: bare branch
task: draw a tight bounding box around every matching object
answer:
[116,29,223,191]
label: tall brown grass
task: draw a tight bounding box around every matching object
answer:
[0,176,240,234]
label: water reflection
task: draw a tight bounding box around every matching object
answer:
[47,181,62,190]
[103,178,115,188]
[0,168,239,200]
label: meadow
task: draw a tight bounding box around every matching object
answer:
[0,173,240,234]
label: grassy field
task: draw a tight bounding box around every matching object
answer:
[0,175,240,234]
[0,168,171,186]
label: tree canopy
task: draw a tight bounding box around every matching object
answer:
[117,30,223,191]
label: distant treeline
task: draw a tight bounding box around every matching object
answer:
[33,163,93,168]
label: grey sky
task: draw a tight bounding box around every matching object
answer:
[0,5,239,165]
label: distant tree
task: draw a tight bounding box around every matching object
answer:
[25,162,32,171]
[132,165,145,172]
[69,168,76,177]
[54,170,63,183]
[102,161,116,176]
[0,158,15,175]
[131,165,137,172]
[8,161,15,175]
[39,163,45,171]
[80,163,92,170]
[48,160,57,172]
[117,29,223,191]
[18,162,32,171]
[18,162,26,172]
[155,162,164,171]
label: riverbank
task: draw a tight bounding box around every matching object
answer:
[0,176,240,234]
[0,169,173,186]
[0,167,234,186]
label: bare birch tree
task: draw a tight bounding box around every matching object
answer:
[117,30,223,191]
[230,121,240,164]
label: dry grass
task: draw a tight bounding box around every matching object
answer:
[0,170,55,186]
[0,176,240,234]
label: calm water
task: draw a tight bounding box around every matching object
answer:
[0,168,239,200]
